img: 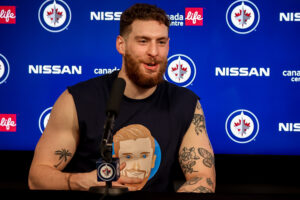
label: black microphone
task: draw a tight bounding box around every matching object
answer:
[101,78,126,162]
[89,77,128,195]
[105,78,126,117]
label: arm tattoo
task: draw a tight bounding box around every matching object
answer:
[179,147,200,174]
[196,101,201,110]
[193,186,213,193]
[194,102,214,149]
[192,114,206,135]
[182,177,203,187]
[206,178,214,187]
[54,148,72,168]
[198,148,214,168]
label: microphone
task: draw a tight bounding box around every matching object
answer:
[89,77,128,195]
[106,77,126,117]
[101,78,126,162]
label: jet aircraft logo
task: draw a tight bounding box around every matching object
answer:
[164,54,196,87]
[226,0,260,34]
[225,109,259,143]
[38,0,71,33]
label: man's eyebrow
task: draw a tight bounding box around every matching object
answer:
[134,36,150,40]
[157,37,169,40]
[134,36,169,40]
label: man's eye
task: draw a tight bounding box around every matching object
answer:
[139,40,147,43]
[158,40,167,45]
[126,155,132,159]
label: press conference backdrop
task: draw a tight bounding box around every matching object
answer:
[0,0,299,155]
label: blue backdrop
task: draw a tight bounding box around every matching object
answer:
[0,0,299,155]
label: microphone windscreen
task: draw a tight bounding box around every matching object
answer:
[105,78,126,116]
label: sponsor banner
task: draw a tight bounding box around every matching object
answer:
[226,0,260,34]
[91,8,204,27]
[28,65,82,75]
[215,67,270,77]
[94,66,120,75]
[0,114,16,132]
[168,13,184,26]
[90,11,122,21]
[38,0,71,33]
[279,123,300,132]
[225,109,259,143]
[168,7,204,27]
[185,8,203,26]
[282,70,300,82]
[0,6,16,24]
[280,12,300,22]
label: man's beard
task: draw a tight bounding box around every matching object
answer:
[124,53,167,89]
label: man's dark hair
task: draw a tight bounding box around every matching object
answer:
[120,3,170,37]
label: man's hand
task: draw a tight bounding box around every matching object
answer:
[70,162,143,191]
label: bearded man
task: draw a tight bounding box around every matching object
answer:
[28,3,215,193]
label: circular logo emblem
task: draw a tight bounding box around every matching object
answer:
[226,0,260,34]
[225,109,259,143]
[98,163,116,181]
[39,107,52,134]
[0,53,10,84]
[164,54,196,87]
[38,0,71,33]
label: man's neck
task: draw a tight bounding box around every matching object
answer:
[118,69,157,100]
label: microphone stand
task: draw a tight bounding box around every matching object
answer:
[89,112,128,196]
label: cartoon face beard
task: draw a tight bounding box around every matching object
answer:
[123,168,147,179]
[118,138,154,180]
[124,52,167,89]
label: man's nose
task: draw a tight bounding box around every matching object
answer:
[147,42,158,57]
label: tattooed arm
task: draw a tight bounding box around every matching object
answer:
[177,101,216,193]
[28,90,141,191]
[28,90,79,190]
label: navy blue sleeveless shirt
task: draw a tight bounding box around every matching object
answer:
[66,71,198,192]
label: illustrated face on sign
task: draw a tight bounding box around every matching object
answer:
[113,124,156,190]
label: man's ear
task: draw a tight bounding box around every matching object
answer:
[116,35,125,55]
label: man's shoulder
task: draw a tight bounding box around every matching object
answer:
[160,80,199,100]
[68,71,118,94]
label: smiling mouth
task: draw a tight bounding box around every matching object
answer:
[144,63,158,70]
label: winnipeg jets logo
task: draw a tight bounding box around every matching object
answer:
[98,164,115,181]
[171,56,188,81]
[0,53,10,84]
[226,0,260,34]
[39,107,52,134]
[47,3,63,25]
[102,167,112,176]
[164,54,196,87]
[226,109,259,144]
[233,112,251,136]
[38,0,71,33]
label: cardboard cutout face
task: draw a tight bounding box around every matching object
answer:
[119,138,155,179]
[113,124,157,190]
